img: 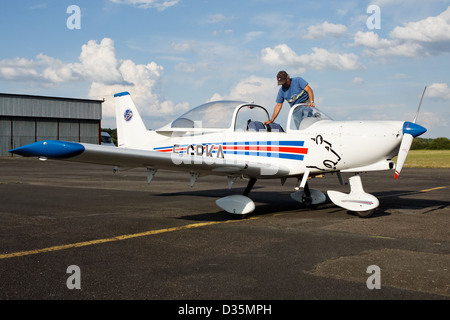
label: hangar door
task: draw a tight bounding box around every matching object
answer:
[0,118,11,155]
[12,118,35,150]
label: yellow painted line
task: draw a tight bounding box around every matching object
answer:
[5,186,445,261]
[369,235,396,240]
[379,186,447,199]
[420,186,447,193]
[0,217,260,260]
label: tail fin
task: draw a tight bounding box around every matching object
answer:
[114,92,148,148]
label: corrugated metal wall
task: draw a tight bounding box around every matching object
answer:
[0,93,103,156]
[0,118,11,156]
[0,94,102,120]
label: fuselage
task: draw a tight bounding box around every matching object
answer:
[144,119,403,178]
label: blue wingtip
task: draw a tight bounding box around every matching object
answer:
[9,140,85,159]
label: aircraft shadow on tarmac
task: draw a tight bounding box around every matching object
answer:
[158,188,449,221]
[374,190,450,215]
[160,187,304,221]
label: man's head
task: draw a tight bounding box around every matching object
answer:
[277,71,290,87]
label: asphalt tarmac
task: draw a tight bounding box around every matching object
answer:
[0,157,448,302]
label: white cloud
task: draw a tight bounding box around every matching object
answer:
[210,76,275,106]
[353,31,393,49]
[0,55,85,85]
[390,6,450,42]
[352,77,365,85]
[81,40,187,118]
[37,54,84,83]
[0,38,126,85]
[174,61,210,73]
[169,40,256,80]
[261,44,363,72]
[408,111,448,132]
[206,14,227,24]
[352,31,424,57]
[0,57,40,81]
[109,0,179,11]
[79,38,123,84]
[303,22,348,40]
[393,73,407,79]
[352,7,450,57]
[245,31,265,43]
[170,42,192,52]
[0,38,187,118]
[426,82,450,100]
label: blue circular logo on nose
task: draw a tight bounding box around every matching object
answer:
[124,109,133,122]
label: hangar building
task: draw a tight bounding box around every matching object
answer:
[0,93,103,156]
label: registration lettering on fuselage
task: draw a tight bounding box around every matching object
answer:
[173,144,225,159]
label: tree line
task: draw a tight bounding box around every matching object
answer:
[411,137,450,150]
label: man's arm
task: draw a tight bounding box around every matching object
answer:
[264,103,283,125]
[304,85,315,107]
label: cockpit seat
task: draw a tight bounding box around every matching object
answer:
[266,122,284,132]
[247,120,267,131]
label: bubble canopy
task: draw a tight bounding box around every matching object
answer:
[157,100,331,132]
[167,101,270,131]
[288,105,333,130]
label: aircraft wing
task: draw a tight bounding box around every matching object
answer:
[9,140,290,178]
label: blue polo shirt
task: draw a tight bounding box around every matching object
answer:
[276,77,309,106]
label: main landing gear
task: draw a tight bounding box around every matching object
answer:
[290,181,327,207]
[216,173,379,218]
[327,174,379,218]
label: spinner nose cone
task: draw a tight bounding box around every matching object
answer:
[403,121,427,138]
[9,140,85,159]
[394,121,427,180]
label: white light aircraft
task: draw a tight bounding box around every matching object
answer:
[10,89,427,218]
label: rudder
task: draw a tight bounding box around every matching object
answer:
[114,92,148,148]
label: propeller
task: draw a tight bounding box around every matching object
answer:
[394,87,428,180]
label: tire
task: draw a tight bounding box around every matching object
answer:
[355,209,375,218]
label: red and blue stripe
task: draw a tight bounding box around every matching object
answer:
[154,140,308,161]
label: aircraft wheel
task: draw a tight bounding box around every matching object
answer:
[302,196,313,206]
[355,209,375,218]
[228,212,248,220]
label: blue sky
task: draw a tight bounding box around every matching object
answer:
[0,0,449,137]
